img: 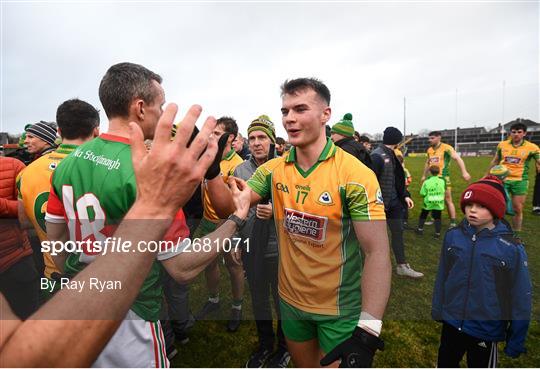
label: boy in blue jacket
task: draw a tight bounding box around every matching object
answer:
[432,176,531,368]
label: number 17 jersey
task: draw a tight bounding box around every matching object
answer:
[247,139,386,316]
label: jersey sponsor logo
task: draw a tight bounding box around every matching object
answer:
[504,156,521,164]
[429,157,440,164]
[276,182,290,193]
[317,191,334,206]
[283,208,328,243]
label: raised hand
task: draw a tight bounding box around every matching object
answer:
[130,104,217,218]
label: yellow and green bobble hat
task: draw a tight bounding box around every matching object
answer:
[331,113,355,138]
[248,115,276,143]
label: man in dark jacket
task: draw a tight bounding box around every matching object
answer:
[233,132,251,160]
[371,127,423,278]
[330,113,373,170]
[233,115,290,368]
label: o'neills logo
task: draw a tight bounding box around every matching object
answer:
[283,208,327,242]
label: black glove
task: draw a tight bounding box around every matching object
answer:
[187,126,199,147]
[171,122,198,145]
[267,143,276,161]
[204,133,229,180]
[320,327,384,368]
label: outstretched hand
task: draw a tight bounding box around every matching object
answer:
[228,176,252,220]
[130,104,217,218]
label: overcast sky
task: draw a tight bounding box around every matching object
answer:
[2,1,538,138]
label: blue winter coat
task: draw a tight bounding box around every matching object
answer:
[432,220,532,358]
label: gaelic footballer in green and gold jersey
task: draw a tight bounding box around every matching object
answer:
[248,139,385,317]
[193,116,245,328]
[240,79,391,367]
[423,131,471,225]
[17,144,77,279]
[494,139,539,185]
[489,122,540,231]
[17,98,100,284]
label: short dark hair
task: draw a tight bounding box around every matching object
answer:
[429,131,442,137]
[275,137,286,145]
[98,62,162,119]
[280,78,331,105]
[429,165,440,176]
[56,99,100,140]
[510,123,527,132]
[359,135,370,143]
[216,116,238,140]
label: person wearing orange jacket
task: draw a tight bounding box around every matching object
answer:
[0,156,39,319]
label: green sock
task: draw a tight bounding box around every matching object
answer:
[232,299,243,310]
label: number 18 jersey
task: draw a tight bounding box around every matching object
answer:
[46,134,188,322]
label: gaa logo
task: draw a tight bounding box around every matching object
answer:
[464,190,473,199]
[276,182,289,193]
[48,162,57,171]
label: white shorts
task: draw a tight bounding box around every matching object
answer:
[92,310,169,368]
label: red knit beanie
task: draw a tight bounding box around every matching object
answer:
[460,176,506,219]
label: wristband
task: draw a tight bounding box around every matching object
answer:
[227,214,246,230]
[357,311,382,337]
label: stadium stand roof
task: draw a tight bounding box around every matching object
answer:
[488,118,540,133]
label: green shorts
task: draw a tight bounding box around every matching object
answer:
[41,277,60,301]
[192,217,218,238]
[280,299,358,354]
[504,180,529,196]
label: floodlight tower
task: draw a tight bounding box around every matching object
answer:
[501,80,506,141]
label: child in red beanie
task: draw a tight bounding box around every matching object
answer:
[432,176,531,367]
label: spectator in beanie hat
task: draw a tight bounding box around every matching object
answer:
[248,115,276,143]
[234,115,292,367]
[371,126,423,278]
[433,175,531,367]
[24,121,57,159]
[330,113,355,138]
[330,113,373,170]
